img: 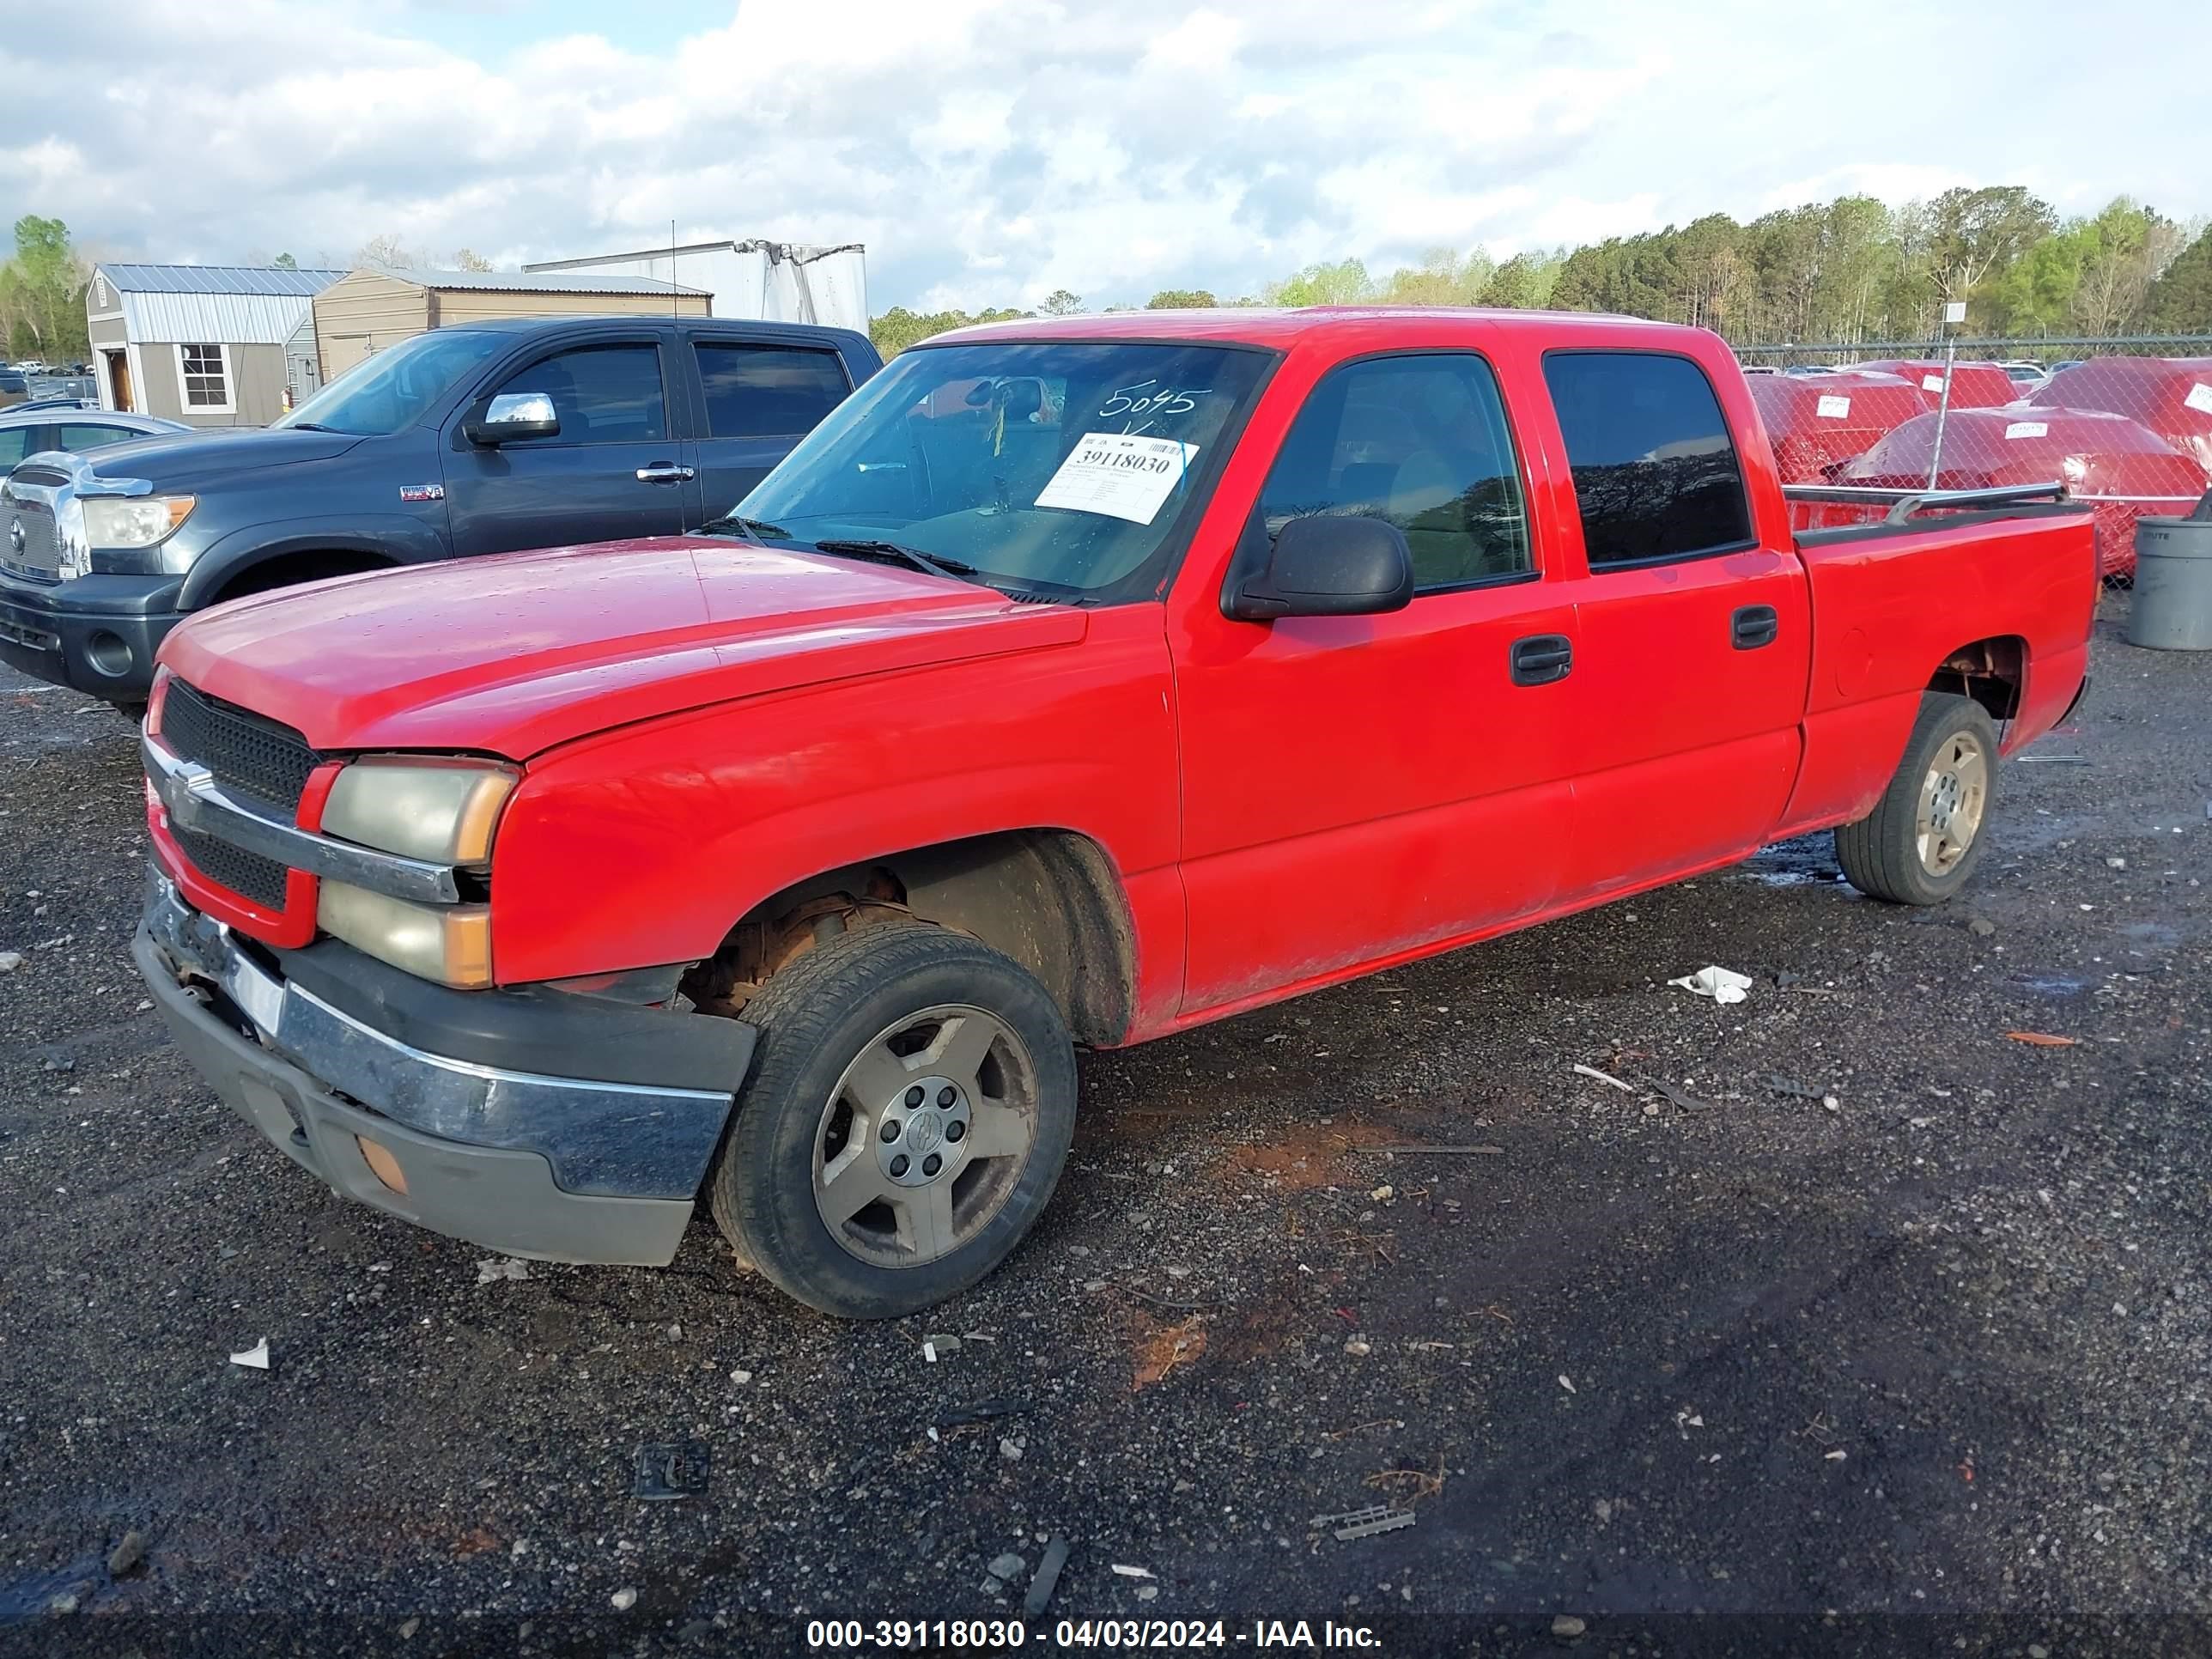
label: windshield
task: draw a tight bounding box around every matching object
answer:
[273,329,510,437]
[727,339,1271,598]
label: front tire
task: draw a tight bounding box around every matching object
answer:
[707,923,1077,1319]
[1835,691,1999,906]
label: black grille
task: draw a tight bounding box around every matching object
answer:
[162,679,321,811]
[172,823,289,910]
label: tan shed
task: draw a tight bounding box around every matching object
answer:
[312,267,712,380]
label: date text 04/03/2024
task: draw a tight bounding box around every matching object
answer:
[1052,1624,1375,1650]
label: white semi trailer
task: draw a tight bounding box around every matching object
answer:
[522,240,867,334]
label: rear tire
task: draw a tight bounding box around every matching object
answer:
[707,923,1077,1319]
[1835,691,1999,906]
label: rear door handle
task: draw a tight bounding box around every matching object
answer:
[1510,633,1573,686]
[636,462,696,483]
[1731,605,1780,650]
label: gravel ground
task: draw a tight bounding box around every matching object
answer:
[1,610,2209,1657]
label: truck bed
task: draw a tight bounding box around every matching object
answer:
[1771,494,2097,839]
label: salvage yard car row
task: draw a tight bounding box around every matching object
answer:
[1747,353,2212,576]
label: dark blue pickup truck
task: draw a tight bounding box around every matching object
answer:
[0,314,880,706]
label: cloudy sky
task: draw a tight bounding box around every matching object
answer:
[5,0,2208,314]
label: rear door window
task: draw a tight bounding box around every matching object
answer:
[1542,351,1753,567]
[0,427,32,466]
[58,422,142,452]
[694,343,851,438]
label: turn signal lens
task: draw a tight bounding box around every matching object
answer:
[317,882,492,988]
[356,1135,409,1194]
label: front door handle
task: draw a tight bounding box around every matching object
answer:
[636,462,696,484]
[1510,633,1573,686]
[1731,605,1780,650]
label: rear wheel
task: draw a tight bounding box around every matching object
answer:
[706,923,1076,1318]
[1835,691,1998,905]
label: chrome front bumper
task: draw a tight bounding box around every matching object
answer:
[136,872,747,1265]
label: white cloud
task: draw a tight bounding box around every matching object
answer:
[1143,9,1244,70]
[0,0,2206,309]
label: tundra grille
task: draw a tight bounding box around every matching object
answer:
[0,500,60,580]
[162,679,322,812]
[171,823,289,911]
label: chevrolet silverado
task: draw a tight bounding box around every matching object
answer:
[131,307,2095,1317]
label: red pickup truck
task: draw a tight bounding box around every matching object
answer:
[132,308,2096,1317]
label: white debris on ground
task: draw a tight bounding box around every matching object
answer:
[1669,965,1754,1005]
[228,1338,270,1370]
[476,1258,531,1285]
[1572,1062,1634,1091]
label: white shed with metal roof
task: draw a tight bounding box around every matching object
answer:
[87,263,345,427]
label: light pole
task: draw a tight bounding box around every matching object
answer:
[1927,298,1967,489]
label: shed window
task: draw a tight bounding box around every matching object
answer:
[179,343,229,409]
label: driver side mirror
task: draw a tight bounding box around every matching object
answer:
[1224,514,1415,622]
[467,391,558,446]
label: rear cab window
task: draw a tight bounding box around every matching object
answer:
[1542,351,1753,568]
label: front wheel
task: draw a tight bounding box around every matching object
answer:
[1835,691,1999,905]
[706,923,1077,1318]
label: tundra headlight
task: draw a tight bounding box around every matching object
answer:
[83,494,196,548]
[321,757,517,865]
[317,883,493,988]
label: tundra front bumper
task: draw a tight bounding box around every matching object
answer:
[0,569,181,700]
[134,872,754,1266]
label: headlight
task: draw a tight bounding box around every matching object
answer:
[83,494,196,548]
[320,757,517,865]
[317,882,492,988]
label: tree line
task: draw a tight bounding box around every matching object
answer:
[10,185,2210,368]
[1,216,91,360]
[871,188,2212,356]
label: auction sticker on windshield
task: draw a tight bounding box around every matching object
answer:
[1036,432,1200,524]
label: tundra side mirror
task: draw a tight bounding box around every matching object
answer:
[1224,514,1415,622]
[468,392,559,446]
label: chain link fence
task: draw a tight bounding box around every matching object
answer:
[1739,336,2212,579]
[1736,333,2212,368]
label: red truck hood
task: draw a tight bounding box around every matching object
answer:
[160,537,1089,757]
